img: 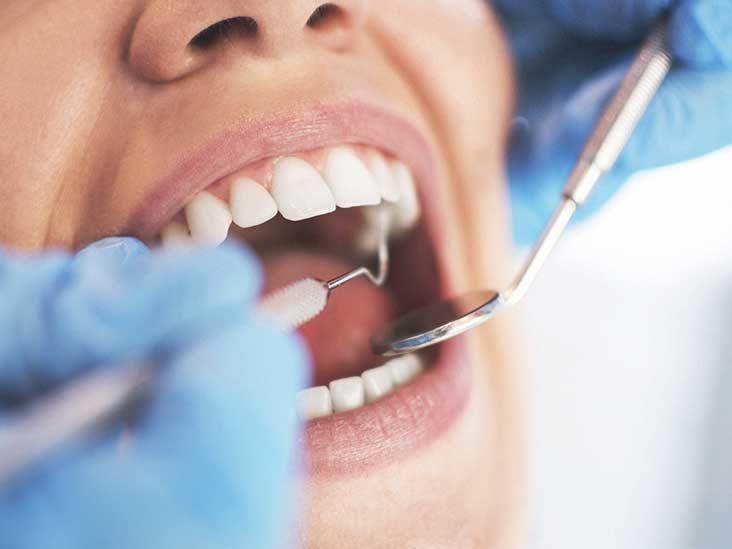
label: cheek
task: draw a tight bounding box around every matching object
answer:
[427,0,490,22]
[0,1,127,248]
[0,50,110,246]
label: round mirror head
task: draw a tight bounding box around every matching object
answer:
[370,290,504,356]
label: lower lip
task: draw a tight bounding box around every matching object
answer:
[302,337,472,477]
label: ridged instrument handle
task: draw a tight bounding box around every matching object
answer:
[504,21,673,306]
[564,22,673,205]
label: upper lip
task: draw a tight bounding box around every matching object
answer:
[128,99,438,239]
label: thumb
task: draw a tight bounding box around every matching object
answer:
[73,237,150,267]
[671,0,732,68]
[0,242,263,401]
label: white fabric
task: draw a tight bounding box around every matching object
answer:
[523,147,732,549]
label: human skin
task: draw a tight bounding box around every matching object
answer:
[0,1,522,547]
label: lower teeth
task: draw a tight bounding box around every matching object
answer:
[296,354,425,420]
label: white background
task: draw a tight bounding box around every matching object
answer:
[522,147,732,549]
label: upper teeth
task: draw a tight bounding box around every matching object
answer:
[271,156,337,222]
[369,153,401,203]
[295,354,424,421]
[160,146,420,248]
[389,161,420,231]
[323,147,382,208]
[230,177,278,228]
[184,191,232,247]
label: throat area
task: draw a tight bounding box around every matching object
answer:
[154,144,442,421]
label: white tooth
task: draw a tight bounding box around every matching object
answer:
[369,154,400,203]
[230,177,278,229]
[323,147,381,208]
[184,191,232,246]
[329,377,366,413]
[272,157,336,221]
[404,354,425,376]
[390,161,421,230]
[296,386,333,420]
[388,354,424,386]
[361,365,394,403]
[161,221,194,249]
[353,205,384,254]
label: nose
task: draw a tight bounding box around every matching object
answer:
[128,0,367,82]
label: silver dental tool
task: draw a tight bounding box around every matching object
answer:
[257,206,390,329]
[0,361,154,488]
[0,209,391,487]
[371,22,673,357]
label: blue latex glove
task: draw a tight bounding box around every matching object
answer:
[494,0,732,244]
[0,238,307,549]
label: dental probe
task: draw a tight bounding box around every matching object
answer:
[257,206,390,329]
[371,22,673,357]
[0,209,392,488]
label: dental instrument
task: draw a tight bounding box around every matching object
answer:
[258,206,390,329]
[0,209,391,487]
[0,361,155,489]
[371,22,673,356]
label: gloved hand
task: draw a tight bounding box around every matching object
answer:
[494,0,732,243]
[0,238,307,549]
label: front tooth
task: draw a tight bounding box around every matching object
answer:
[323,147,381,208]
[390,161,421,230]
[354,205,386,254]
[161,221,194,249]
[230,177,278,228]
[369,154,400,203]
[361,365,394,403]
[296,386,333,420]
[329,377,366,413]
[388,354,424,386]
[272,157,336,221]
[185,191,232,246]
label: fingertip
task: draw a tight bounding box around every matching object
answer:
[74,237,150,267]
[140,320,308,537]
[151,316,309,443]
[154,240,264,302]
[671,0,732,68]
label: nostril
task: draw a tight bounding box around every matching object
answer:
[189,16,258,49]
[306,3,344,29]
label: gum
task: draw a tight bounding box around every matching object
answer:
[206,143,392,199]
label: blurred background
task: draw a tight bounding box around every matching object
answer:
[522,146,732,549]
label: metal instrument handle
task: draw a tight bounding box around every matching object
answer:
[564,22,673,205]
[504,22,673,306]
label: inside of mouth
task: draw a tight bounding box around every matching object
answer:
[232,206,441,387]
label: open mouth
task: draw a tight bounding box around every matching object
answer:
[141,104,472,474]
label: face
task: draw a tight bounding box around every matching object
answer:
[0,1,520,546]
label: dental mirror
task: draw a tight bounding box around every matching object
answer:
[371,290,503,356]
[371,23,672,357]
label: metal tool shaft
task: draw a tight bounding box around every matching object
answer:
[503,23,672,306]
[326,208,390,290]
[0,362,152,487]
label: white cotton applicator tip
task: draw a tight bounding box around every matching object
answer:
[257,278,329,331]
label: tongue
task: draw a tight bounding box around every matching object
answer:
[262,250,395,386]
